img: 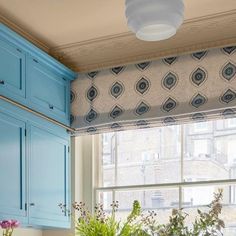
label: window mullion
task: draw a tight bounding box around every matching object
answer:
[179,124,185,209]
[115,133,118,187]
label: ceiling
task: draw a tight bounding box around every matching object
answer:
[0,0,236,72]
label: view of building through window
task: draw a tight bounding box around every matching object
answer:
[96,117,236,234]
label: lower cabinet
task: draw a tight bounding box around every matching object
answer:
[0,112,27,224]
[0,100,71,229]
[29,125,70,228]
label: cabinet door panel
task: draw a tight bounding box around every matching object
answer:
[0,112,26,218]
[0,39,26,98]
[27,57,68,120]
[29,125,69,226]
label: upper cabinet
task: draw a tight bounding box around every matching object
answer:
[0,23,76,126]
[27,56,69,123]
[0,38,26,99]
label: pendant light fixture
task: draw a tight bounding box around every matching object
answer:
[125,0,185,42]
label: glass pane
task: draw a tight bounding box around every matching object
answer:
[101,133,116,187]
[115,188,179,224]
[101,126,181,187]
[182,184,236,233]
[97,191,113,210]
[183,118,236,182]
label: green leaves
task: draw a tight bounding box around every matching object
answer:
[70,189,225,236]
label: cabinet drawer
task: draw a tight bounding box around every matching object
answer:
[0,39,26,99]
[27,56,69,123]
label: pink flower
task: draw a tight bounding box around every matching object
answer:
[10,220,20,228]
[0,220,12,229]
[0,220,20,229]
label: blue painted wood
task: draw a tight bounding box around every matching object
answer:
[27,56,69,124]
[0,23,77,125]
[0,38,26,99]
[0,111,27,224]
[0,23,76,81]
[29,124,70,228]
[0,99,71,228]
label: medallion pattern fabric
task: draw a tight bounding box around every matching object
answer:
[71,46,236,134]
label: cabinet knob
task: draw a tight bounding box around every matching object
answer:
[0,80,5,85]
[30,203,35,207]
[49,104,54,110]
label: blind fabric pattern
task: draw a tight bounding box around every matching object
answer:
[71,46,236,135]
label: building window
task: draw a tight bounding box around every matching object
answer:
[228,118,236,128]
[95,117,236,231]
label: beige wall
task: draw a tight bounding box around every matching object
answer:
[0,228,42,236]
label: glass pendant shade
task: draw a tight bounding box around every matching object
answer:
[125,0,185,41]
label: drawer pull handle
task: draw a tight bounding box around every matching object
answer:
[33,59,38,63]
[0,80,5,85]
[30,203,35,207]
[17,48,22,53]
[49,104,54,110]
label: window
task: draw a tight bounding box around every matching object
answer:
[95,118,236,233]
[228,118,236,128]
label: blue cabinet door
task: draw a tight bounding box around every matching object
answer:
[29,125,70,228]
[0,111,27,222]
[27,56,69,124]
[0,39,26,99]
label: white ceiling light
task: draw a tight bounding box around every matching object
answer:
[125,0,185,42]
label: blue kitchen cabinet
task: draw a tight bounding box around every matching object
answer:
[0,38,26,100]
[27,56,69,125]
[0,23,73,228]
[0,99,71,228]
[29,124,70,228]
[0,111,27,224]
[0,23,76,126]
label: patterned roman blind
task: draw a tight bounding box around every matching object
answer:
[71,46,236,134]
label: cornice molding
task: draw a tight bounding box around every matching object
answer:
[1,10,236,73]
[0,14,49,52]
[68,37,236,72]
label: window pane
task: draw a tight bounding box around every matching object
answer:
[101,126,181,187]
[115,188,179,224]
[101,133,116,186]
[184,118,236,182]
[182,184,236,233]
[97,191,113,210]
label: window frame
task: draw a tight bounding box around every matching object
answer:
[94,120,236,210]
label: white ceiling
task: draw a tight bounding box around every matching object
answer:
[0,0,236,48]
[0,0,236,71]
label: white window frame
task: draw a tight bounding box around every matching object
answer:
[93,124,236,210]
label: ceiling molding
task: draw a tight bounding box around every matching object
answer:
[0,14,50,53]
[50,9,236,72]
[1,9,236,73]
